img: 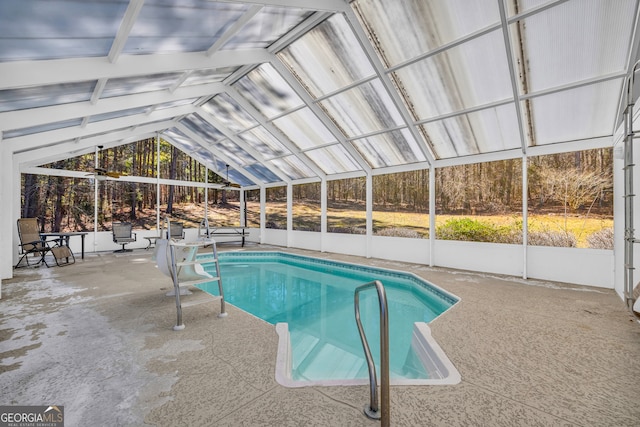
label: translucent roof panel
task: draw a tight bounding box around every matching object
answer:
[277,14,375,98]
[420,103,521,158]
[305,145,361,175]
[181,114,225,144]
[163,128,205,153]
[201,93,258,133]
[234,63,304,119]
[123,0,249,55]
[272,108,337,150]
[266,155,316,180]
[237,127,290,160]
[227,168,254,187]
[244,163,280,183]
[191,147,216,167]
[213,139,257,166]
[4,118,83,139]
[1,0,636,186]
[182,67,240,87]
[352,0,500,67]
[208,160,253,186]
[0,0,128,61]
[351,129,426,168]
[319,79,405,137]
[221,6,313,50]
[101,73,183,98]
[0,81,96,112]
[526,79,623,146]
[511,0,636,93]
[392,30,513,120]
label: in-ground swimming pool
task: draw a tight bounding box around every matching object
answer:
[197,251,460,386]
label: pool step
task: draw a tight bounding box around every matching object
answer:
[292,332,365,380]
[310,343,364,378]
[290,331,320,370]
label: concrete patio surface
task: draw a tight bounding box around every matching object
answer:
[1,245,639,426]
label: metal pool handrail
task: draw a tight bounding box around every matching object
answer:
[354,280,390,426]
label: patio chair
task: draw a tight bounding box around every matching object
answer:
[166,221,185,240]
[15,218,51,268]
[50,243,75,267]
[112,222,137,252]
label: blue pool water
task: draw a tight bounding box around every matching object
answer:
[197,252,458,382]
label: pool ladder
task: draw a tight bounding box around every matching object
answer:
[168,238,227,331]
[354,280,390,427]
[163,216,227,331]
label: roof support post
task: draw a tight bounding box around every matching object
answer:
[522,154,529,279]
[287,183,293,248]
[204,166,209,224]
[0,140,16,283]
[260,186,266,244]
[240,189,246,228]
[429,166,436,267]
[366,173,373,259]
[156,133,161,232]
[321,179,327,253]
[93,146,99,252]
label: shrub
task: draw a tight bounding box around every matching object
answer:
[436,218,513,243]
[328,226,366,234]
[527,230,577,247]
[587,227,613,249]
[266,221,284,229]
[375,227,422,238]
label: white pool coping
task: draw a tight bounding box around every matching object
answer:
[275,322,461,388]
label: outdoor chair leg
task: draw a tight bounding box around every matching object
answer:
[14,250,49,269]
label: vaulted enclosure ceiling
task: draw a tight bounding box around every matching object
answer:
[1,0,638,188]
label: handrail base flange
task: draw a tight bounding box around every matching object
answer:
[364,405,381,420]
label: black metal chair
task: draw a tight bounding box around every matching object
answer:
[166,221,185,240]
[112,222,137,252]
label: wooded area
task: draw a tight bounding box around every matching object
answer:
[265,148,612,215]
[21,139,613,248]
[22,139,237,231]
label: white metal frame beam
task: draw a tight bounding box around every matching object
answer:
[225,85,327,179]
[343,7,436,165]
[175,120,272,185]
[0,83,224,131]
[7,105,193,157]
[269,58,372,174]
[0,49,271,90]
[192,108,290,183]
[14,123,171,166]
[221,0,348,13]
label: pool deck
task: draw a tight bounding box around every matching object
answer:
[1,245,639,426]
